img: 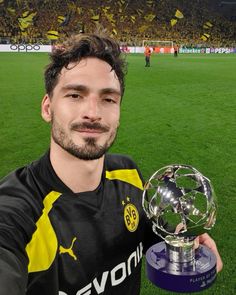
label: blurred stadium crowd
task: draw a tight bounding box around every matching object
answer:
[0,0,236,47]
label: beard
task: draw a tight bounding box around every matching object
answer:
[51,113,118,160]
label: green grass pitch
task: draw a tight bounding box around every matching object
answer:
[0,52,235,294]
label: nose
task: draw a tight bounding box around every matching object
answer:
[82,95,101,122]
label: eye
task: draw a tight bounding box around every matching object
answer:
[71,94,80,99]
[104,97,116,103]
[103,94,121,104]
[65,93,82,99]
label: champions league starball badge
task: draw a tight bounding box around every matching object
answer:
[142,164,217,293]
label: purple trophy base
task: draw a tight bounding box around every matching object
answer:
[146,241,217,293]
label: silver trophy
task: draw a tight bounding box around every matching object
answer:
[142,164,217,292]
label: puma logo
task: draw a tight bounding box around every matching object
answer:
[59,237,77,260]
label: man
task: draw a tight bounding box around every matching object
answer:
[174,44,178,57]
[0,34,222,295]
[144,45,151,67]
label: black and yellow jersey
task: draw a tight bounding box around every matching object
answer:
[0,151,160,295]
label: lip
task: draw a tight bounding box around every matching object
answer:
[74,129,105,137]
[78,128,104,133]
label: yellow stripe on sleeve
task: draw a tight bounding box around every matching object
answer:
[26,191,62,272]
[106,169,143,190]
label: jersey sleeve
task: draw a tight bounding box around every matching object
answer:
[0,168,42,294]
[0,246,28,294]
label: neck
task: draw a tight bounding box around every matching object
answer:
[49,142,105,193]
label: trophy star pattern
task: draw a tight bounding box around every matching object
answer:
[142,164,217,239]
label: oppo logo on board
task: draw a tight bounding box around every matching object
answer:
[10,44,41,52]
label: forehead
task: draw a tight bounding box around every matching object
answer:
[58,57,120,90]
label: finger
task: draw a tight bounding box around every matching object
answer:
[198,233,223,272]
[194,236,199,250]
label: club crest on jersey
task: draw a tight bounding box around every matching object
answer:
[122,196,139,232]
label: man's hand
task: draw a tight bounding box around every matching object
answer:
[195,233,223,272]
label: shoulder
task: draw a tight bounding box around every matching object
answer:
[105,154,144,190]
[0,166,38,211]
[0,153,49,204]
[0,155,53,237]
[0,165,32,194]
[105,153,139,170]
[0,162,46,254]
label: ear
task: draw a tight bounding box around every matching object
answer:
[41,94,52,122]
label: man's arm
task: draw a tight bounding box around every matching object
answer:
[0,246,28,294]
[0,168,39,294]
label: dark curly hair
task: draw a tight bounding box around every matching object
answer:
[44,33,127,97]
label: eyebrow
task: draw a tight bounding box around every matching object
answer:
[62,84,121,96]
[100,87,121,96]
[62,84,87,92]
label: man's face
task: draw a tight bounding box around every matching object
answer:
[42,57,121,160]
